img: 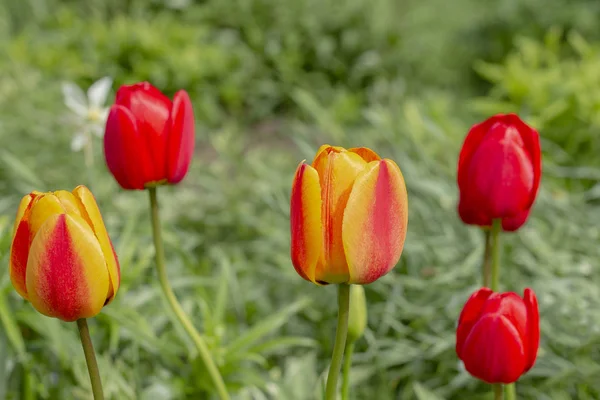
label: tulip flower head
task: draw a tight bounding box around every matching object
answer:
[457,114,541,231]
[456,287,540,384]
[290,145,408,285]
[9,186,120,322]
[104,82,195,190]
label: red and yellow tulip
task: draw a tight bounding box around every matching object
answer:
[290,145,408,285]
[9,185,120,322]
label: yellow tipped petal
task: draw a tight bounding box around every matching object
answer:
[290,162,323,284]
[312,149,368,283]
[342,159,408,284]
[72,185,120,302]
[26,213,109,322]
[54,190,87,219]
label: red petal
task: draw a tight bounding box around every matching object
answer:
[461,313,527,383]
[104,105,153,190]
[523,288,540,371]
[166,90,195,184]
[116,82,172,182]
[456,288,493,357]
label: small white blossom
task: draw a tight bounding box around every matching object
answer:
[62,77,112,152]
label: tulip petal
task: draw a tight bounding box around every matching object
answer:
[26,214,109,322]
[9,194,38,299]
[507,114,542,209]
[313,149,368,283]
[28,195,67,238]
[523,288,540,371]
[348,147,381,162]
[456,287,494,357]
[342,159,408,284]
[166,90,195,184]
[73,185,121,303]
[104,105,153,190]
[290,162,322,283]
[461,314,527,384]
[116,83,172,182]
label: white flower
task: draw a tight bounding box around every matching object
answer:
[62,77,113,152]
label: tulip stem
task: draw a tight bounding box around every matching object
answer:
[482,228,492,287]
[148,187,230,400]
[493,384,503,400]
[76,319,104,400]
[325,283,350,400]
[341,341,355,400]
[490,219,502,292]
[505,383,516,400]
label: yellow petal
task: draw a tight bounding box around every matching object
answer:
[342,159,408,284]
[72,185,120,302]
[290,162,323,284]
[312,148,367,283]
[28,194,66,239]
[26,213,109,321]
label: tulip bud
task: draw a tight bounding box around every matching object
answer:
[104,81,195,190]
[347,285,367,343]
[290,145,408,285]
[457,113,541,231]
[456,287,540,384]
[9,186,120,322]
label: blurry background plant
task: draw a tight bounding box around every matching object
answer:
[1,0,600,399]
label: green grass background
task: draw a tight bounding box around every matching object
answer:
[1,0,600,399]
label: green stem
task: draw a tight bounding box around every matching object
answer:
[482,229,492,287]
[490,219,502,292]
[505,383,516,400]
[341,341,355,400]
[148,187,230,400]
[325,284,350,400]
[76,319,104,400]
[493,384,503,400]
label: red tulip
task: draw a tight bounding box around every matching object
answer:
[456,287,540,384]
[457,114,541,231]
[104,82,195,190]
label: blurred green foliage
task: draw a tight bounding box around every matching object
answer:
[1,0,600,399]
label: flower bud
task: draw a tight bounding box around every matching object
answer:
[347,285,367,343]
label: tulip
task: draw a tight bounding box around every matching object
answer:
[290,145,408,285]
[456,287,540,384]
[9,186,120,322]
[104,82,195,190]
[457,113,541,231]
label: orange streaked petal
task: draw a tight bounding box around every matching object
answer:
[25,213,109,322]
[348,147,381,163]
[72,185,120,302]
[9,193,39,299]
[342,159,408,284]
[312,149,367,283]
[312,144,346,164]
[290,162,323,284]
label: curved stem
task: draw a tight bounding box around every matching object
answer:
[148,187,230,400]
[341,341,355,400]
[325,284,350,400]
[490,219,502,292]
[493,384,503,400]
[482,229,492,287]
[76,319,104,400]
[505,383,516,400]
